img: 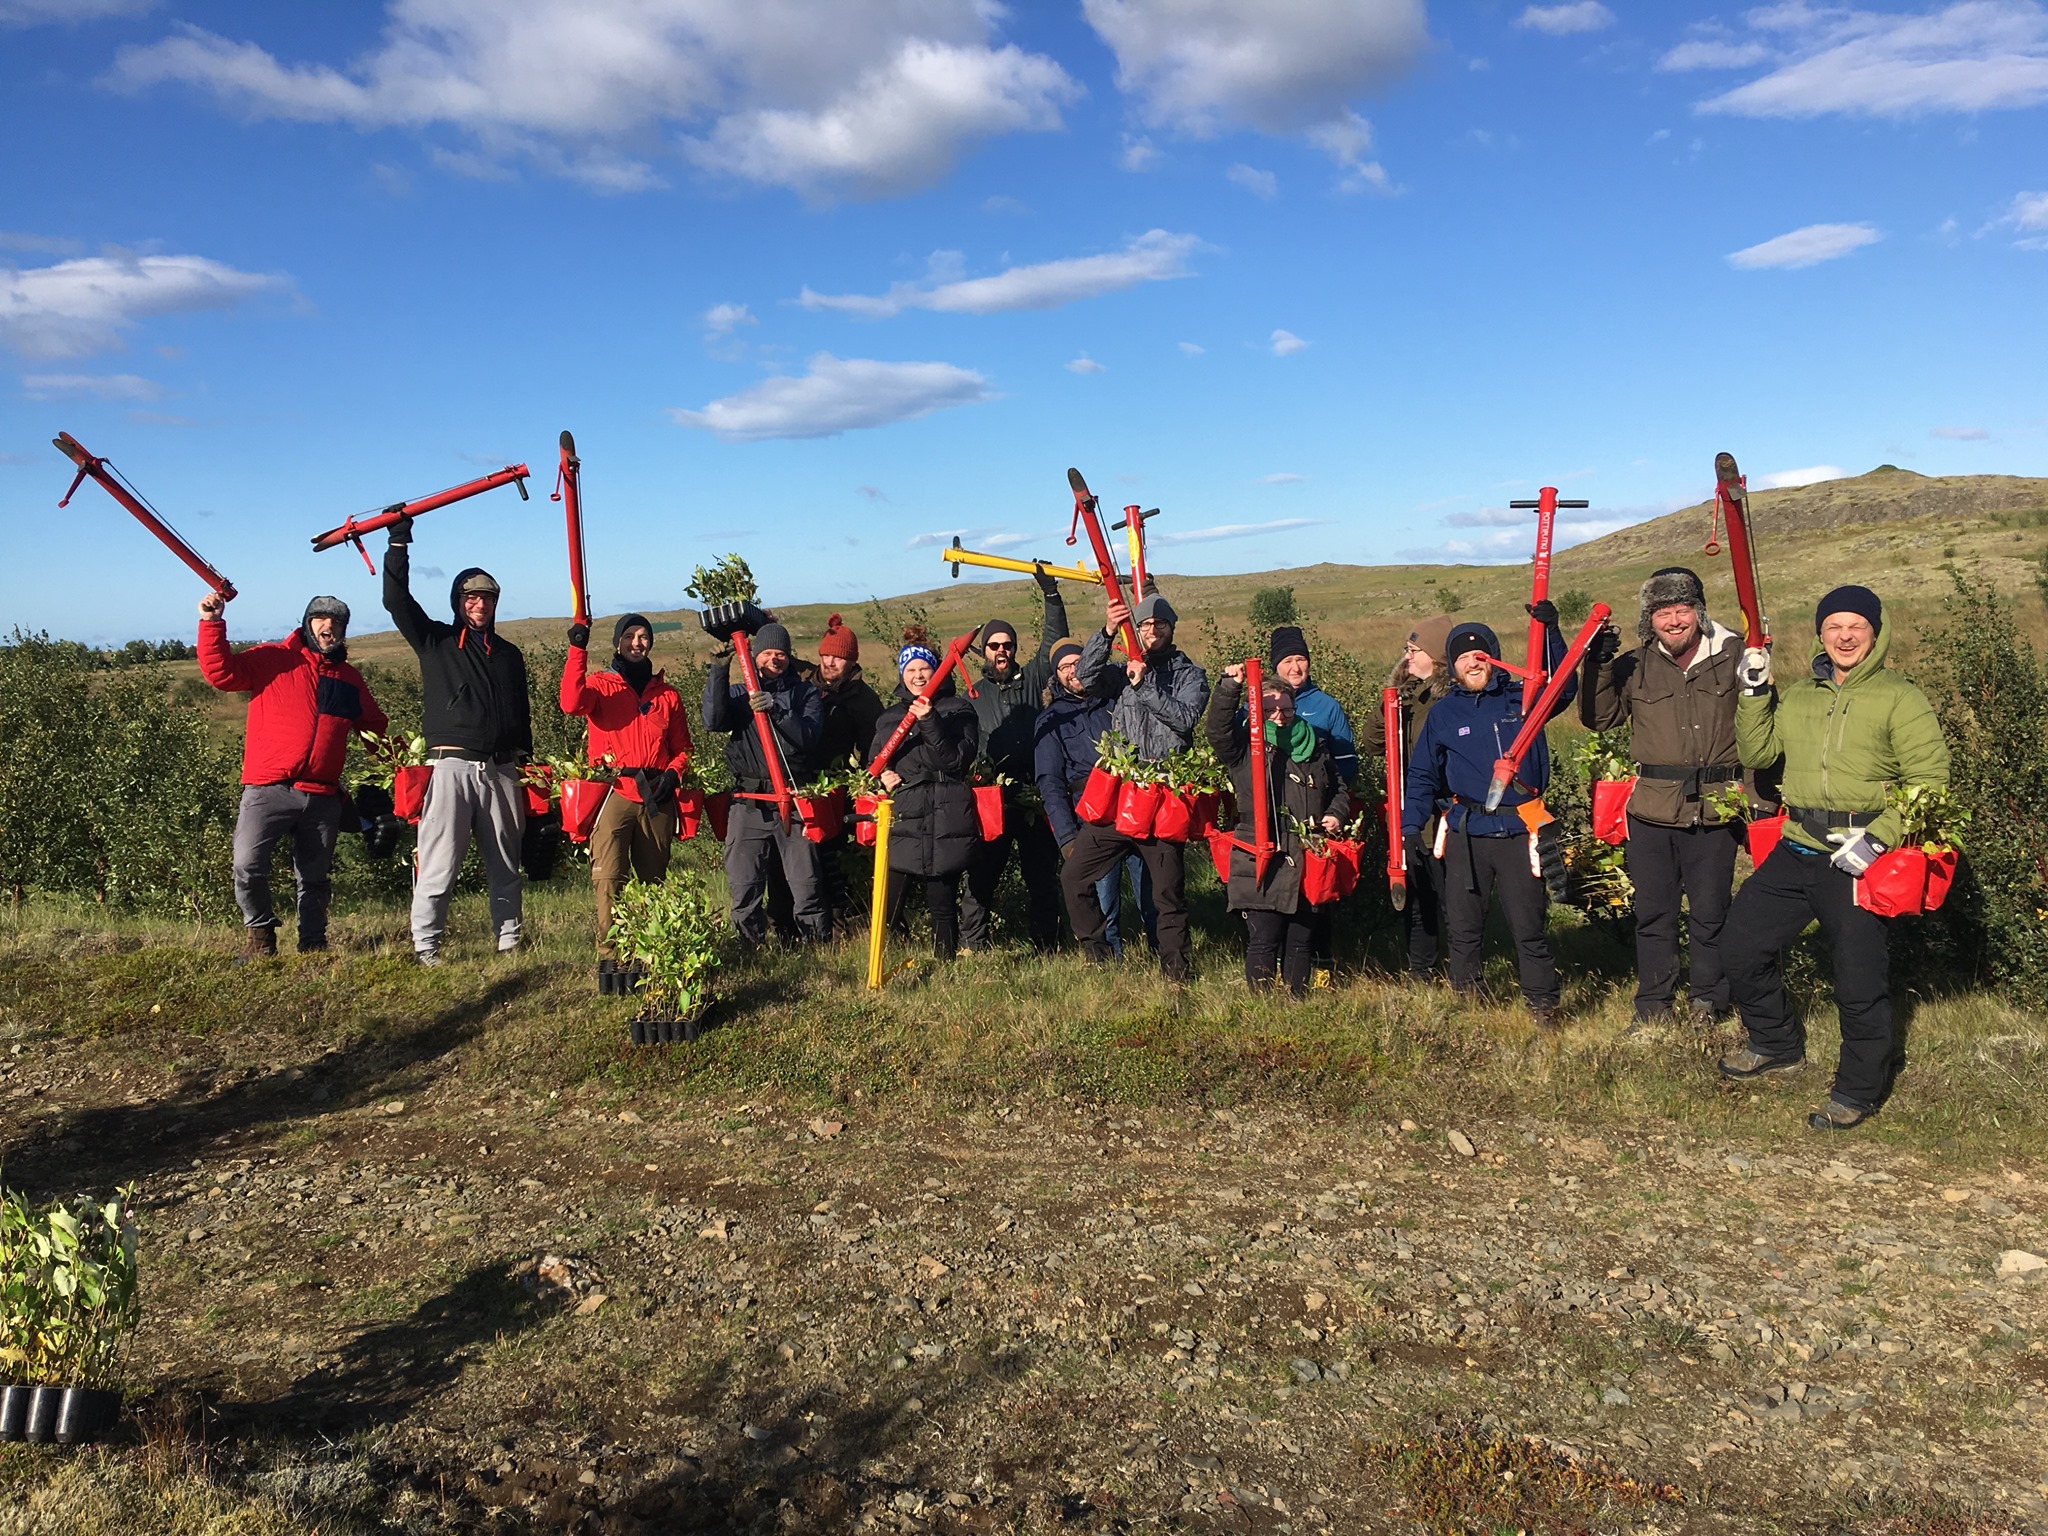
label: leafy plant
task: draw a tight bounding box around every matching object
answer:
[1159,740,1228,795]
[547,751,617,783]
[805,754,881,798]
[0,1183,142,1387]
[1575,725,1634,783]
[355,729,428,788]
[1557,588,1597,627]
[685,554,760,608]
[607,867,726,1023]
[1431,583,1464,614]
[1884,782,1970,853]
[1248,586,1297,629]
[1092,729,1162,785]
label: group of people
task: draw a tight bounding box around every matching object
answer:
[196,511,1950,1133]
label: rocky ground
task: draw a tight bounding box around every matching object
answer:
[3,1017,2044,1534]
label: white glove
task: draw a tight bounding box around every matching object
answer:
[1829,830,1885,877]
[1737,646,1773,694]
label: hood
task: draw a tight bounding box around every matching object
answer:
[449,567,498,626]
[298,600,349,662]
[1652,617,1740,669]
[1806,615,1894,686]
[1387,660,1452,705]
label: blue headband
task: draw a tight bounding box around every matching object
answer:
[898,644,939,671]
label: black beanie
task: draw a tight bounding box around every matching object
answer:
[1815,585,1882,635]
[1444,620,1500,663]
[613,612,653,648]
[982,618,1018,645]
[1268,625,1309,667]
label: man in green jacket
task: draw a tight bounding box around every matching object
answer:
[1719,585,1951,1131]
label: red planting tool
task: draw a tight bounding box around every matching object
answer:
[311,463,531,574]
[1233,657,1275,884]
[1481,605,1613,813]
[552,430,591,628]
[866,627,984,777]
[1507,487,1589,715]
[1381,686,1407,913]
[698,600,796,824]
[1066,467,1142,657]
[1111,503,1160,595]
[53,432,236,598]
[1708,450,1769,649]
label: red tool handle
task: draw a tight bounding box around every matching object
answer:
[1482,605,1613,812]
[309,463,531,571]
[1382,685,1407,913]
[731,630,794,822]
[52,432,236,599]
[554,430,591,629]
[866,629,983,777]
[1524,487,1557,717]
[1067,468,1141,657]
[1713,452,1769,649]
[1232,657,1274,883]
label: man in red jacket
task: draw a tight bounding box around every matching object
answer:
[561,613,695,992]
[199,591,388,960]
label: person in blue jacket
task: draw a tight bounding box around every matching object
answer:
[1268,624,1356,983]
[1401,607,1574,1027]
[1034,639,1157,957]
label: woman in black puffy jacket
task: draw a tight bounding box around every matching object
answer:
[870,629,981,958]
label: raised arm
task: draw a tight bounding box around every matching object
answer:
[1205,671,1248,768]
[380,533,440,653]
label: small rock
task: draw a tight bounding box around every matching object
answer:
[1601,1388,1632,1407]
[382,1100,405,1116]
[186,1227,207,1244]
[1399,1119,1418,1133]
[1941,1188,1970,1202]
[1725,1155,1751,1174]
[573,1292,608,1316]
[1447,1130,1476,1159]
[917,1254,951,1279]
[617,1110,642,1125]
[1303,1289,1327,1313]
[1183,1281,1205,1297]
[1288,1357,1322,1384]
[808,1117,845,1140]
[1997,1249,2046,1279]
[698,1218,730,1242]
[1707,1341,1737,1364]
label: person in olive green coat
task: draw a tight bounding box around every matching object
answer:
[1718,585,1951,1131]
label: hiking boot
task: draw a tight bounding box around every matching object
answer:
[1529,1004,1562,1032]
[234,926,277,966]
[415,948,443,969]
[1718,1046,1804,1080]
[1808,1097,1871,1132]
[297,935,328,954]
[1688,1000,1724,1029]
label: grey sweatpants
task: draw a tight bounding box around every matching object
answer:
[412,757,525,955]
[232,784,344,944]
[724,798,827,944]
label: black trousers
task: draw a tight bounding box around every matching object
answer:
[886,869,962,959]
[1724,843,1895,1109]
[1061,823,1189,979]
[1400,839,1445,977]
[1245,908,1314,997]
[1441,828,1558,1009]
[1626,815,1740,1017]
[961,811,1062,952]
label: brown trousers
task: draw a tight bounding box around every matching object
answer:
[590,790,678,956]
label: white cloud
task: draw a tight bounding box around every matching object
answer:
[0,251,284,359]
[1225,163,1278,198]
[111,1,1078,200]
[20,371,163,400]
[1515,3,1615,36]
[1755,464,1847,489]
[1695,1,2048,119]
[1177,340,1204,355]
[1119,134,1159,171]
[1,0,153,23]
[1154,517,1333,546]
[1986,188,2048,247]
[1657,38,1770,71]
[0,231,84,255]
[1932,424,1990,439]
[669,353,992,442]
[1269,328,1308,356]
[1066,355,1106,374]
[1726,221,1881,269]
[704,302,756,334]
[1260,472,1306,484]
[800,229,1200,318]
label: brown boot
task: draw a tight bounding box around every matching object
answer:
[235,926,277,965]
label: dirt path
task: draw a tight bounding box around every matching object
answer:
[5,1019,2045,1534]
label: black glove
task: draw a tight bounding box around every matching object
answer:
[1526,598,1558,627]
[567,623,590,648]
[635,768,680,805]
[1403,827,1428,861]
[1587,621,1621,666]
[387,512,413,547]
[1538,822,1568,902]
[708,639,734,665]
[1033,561,1058,595]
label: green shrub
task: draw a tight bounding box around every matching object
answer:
[1432,583,1463,614]
[1557,588,1596,627]
[0,1185,142,1387]
[1247,586,1297,629]
[608,865,726,1020]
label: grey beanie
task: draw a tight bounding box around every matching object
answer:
[1134,592,1177,627]
[753,621,794,655]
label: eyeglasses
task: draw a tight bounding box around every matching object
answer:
[985,640,1015,650]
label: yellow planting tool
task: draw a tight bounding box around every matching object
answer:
[867,796,894,989]
[942,537,1100,585]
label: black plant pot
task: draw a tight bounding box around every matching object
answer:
[0,1385,120,1445]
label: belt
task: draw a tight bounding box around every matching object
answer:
[1784,803,1874,841]
[430,746,518,765]
[1638,763,1740,796]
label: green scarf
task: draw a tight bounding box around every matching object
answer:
[1264,716,1316,762]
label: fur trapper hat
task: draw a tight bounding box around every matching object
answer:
[1638,566,1707,647]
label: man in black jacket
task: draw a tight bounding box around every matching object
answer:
[961,567,1068,951]
[382,515,532,965]
[702,621,828,945]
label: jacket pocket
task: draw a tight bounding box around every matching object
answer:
[315,676,363,719]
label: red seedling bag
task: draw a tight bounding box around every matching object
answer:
[1151,789,1193,844]
[1300,840,1361,906]
[523,780,552,820]
[1076,766,1121,826]
[1854,845,1960,918]
[1747,811,1787,866]
[1591,777,1634,846]
[1115,779,1162,838]
[1328,838,1362,898]
[673,785,703,841]
[705,790,732,842]
[1206,827,1235,885]
[853,792,880,848]
[393,764,432,824]
[973,785,1005,841]
[1186,791,1222,838]
[797,790,845,844]
[561,778,608,843]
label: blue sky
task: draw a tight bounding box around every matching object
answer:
[3,0,2045,643]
